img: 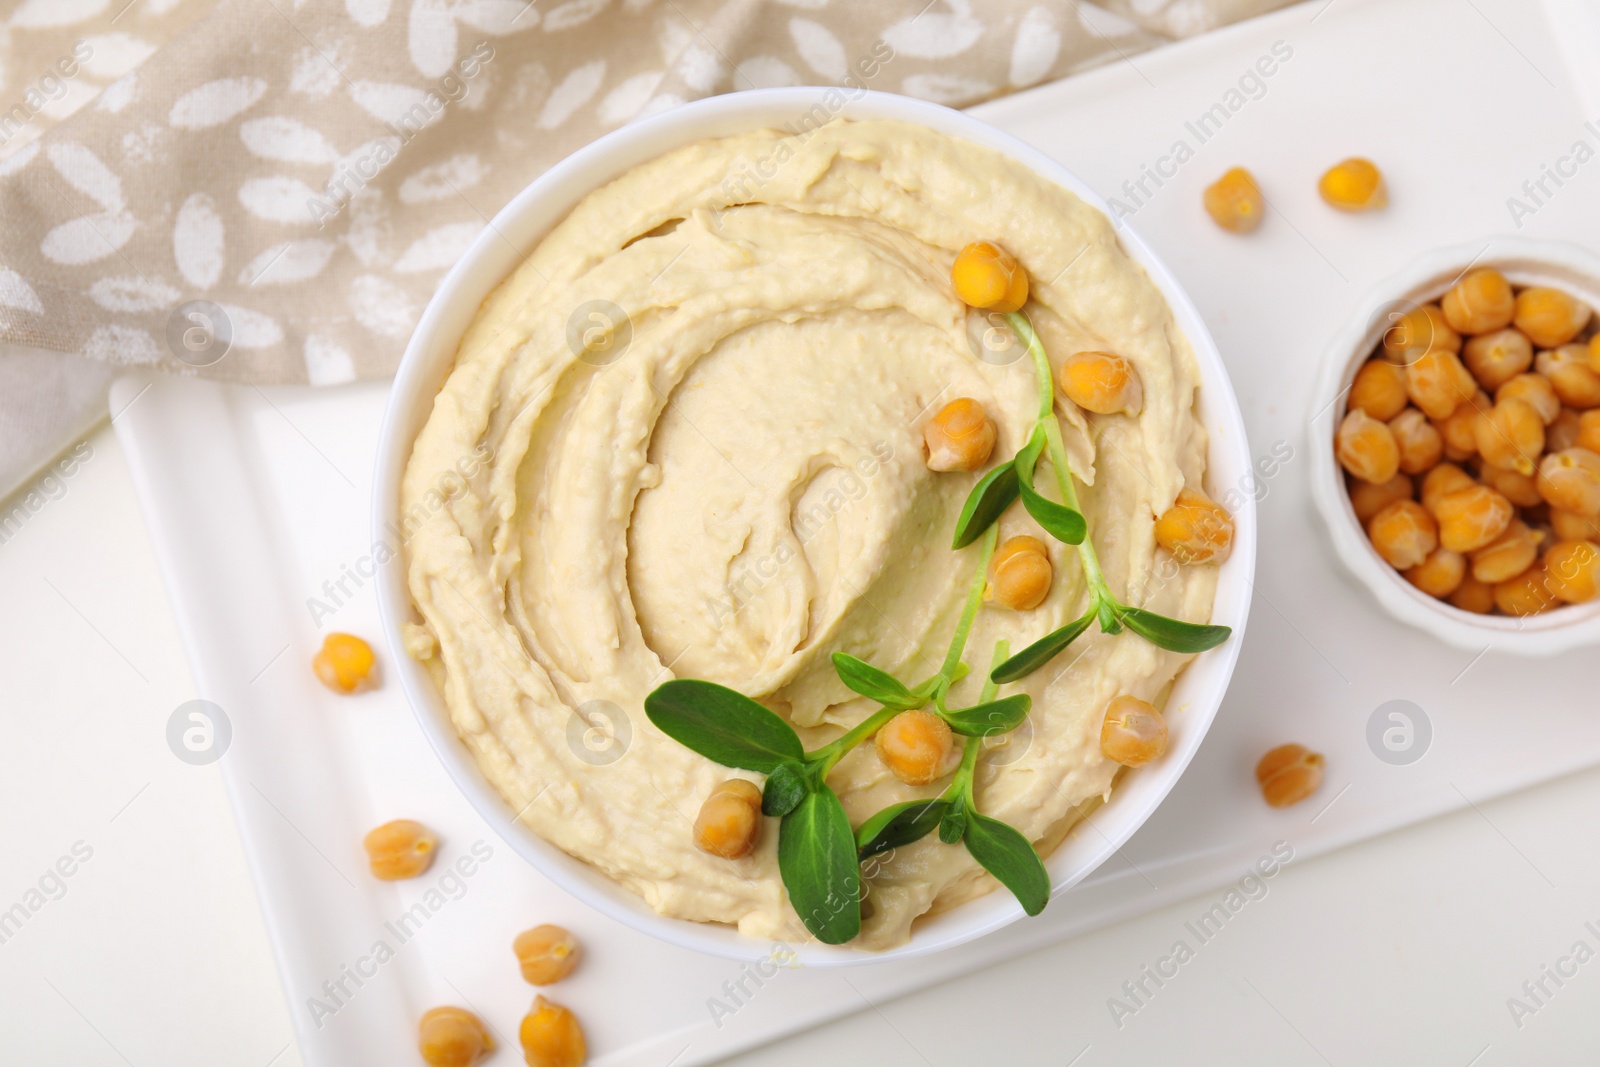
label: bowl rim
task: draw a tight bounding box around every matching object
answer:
[1307,236,1600,655]
[373,87,1256,965]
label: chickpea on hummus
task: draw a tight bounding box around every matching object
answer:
[400,119,1219,950]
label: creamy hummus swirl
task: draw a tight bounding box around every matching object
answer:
[401,118,1217,949]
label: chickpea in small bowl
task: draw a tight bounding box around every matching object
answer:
[1311,240,1600,654]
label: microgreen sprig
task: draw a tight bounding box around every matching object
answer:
[954,311,1231,685]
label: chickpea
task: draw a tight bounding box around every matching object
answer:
[1336,409,1401,484]
[1405,547,1465,598]
[1549,409,1584,452]
[1545,539,1600,604]
[1318,157,1386,211]
[1552,508,1600,541]
[1536,345,1600,409]
[1470,520,1544,584]
[924,398,997,473]
[1389,409,1442,474]
[514,925,581,985]
[874,709,954,786]
[1351,472,1414,523]
[1367,499,1438,570]
[1448,574,1496,614]
[1349,359,1410,421]
[1497,373,1561,424]
[1420,463,1474,514]
[1442,268,1516,335]
[1593,335,1600,375]
[1255,743,1325,808]
[520,995,586,1067]
[1433,484,1514,553]
[1405,348,1476,420]
[1475,398,1545,474]
[313,632,377,693]
[951,241,1028,313]
[1479,463,1543,508]
[1059,350,1143,417]
[1154,487,1235,565]
[1494,562,1558,617]
[1100,696,1168,768]
[1437,390,1489,460]
[1513,287,1591,349]
[1576,410,1600,453]
[419,1007,494,1067]
[364,819,438,880]
[1204,168,1265,233]
[1536,448,1600,516]
[986,535,1053,609]
[1383,305,1461,364]
[693,779,763,859]
[1462,328,1533,391]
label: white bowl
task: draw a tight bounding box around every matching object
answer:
[1309,238,1600,655]
[373,88,1256,965]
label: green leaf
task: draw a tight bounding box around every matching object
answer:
[951,461,1019,549]
[963,812,1050,916]
[1096,596,1123,635]
[990,609,1095,684]
[644,679,803,774]
[831,652,918,709]
[779,788,861,945]
[940,694,1031,738]
[855,799,950,860]
[1116,606,1232,654]
[938,794,969,844]
[762,760,810,817]
[1011,428,1085,545]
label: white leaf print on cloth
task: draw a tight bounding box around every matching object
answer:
[599,72,664,125]
[10,0,110,29]
[349,274,415,338]
[882,0,984,59]
[1010,6,1060,86]
[88,275,180,312]
[169,77,269,129]
[83,324,162,364]
[0,144,39,178]
[78,33,157,79]
[902,72,993,103]
[537,60,606,129]
[393,222,480,272]
[304,333,356,385]
[736,56,800,89]
[399,154,486,203]
[240,117,340,164]
[40,213,137,265]
[174,193,224,289]
[216,304,283,348]
[0,270,44,315]
[239,176,323,223]
[409,0,459,79]
[456,0,541,33]
[345,0,392,27]
[47,142,125,213]
[348,81,435,127]
[291,45,345,98]
[543,0,610,32]
[96,73,139,113]
[789,19,846,80]
[239,239,336,285]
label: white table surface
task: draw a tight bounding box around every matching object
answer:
[3,414,1600,1067]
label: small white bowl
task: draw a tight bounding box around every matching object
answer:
[374,88,1256,964]
[1309,238,1600,655]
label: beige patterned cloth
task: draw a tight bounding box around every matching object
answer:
[0,0,1293,492]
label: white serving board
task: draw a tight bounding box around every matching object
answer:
[113,0,1600,1062]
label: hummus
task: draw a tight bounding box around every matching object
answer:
[401,118,1217,950]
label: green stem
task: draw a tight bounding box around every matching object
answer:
[938,523,999,683]
[1006,310,1114,610]
[943,639,1010,805]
